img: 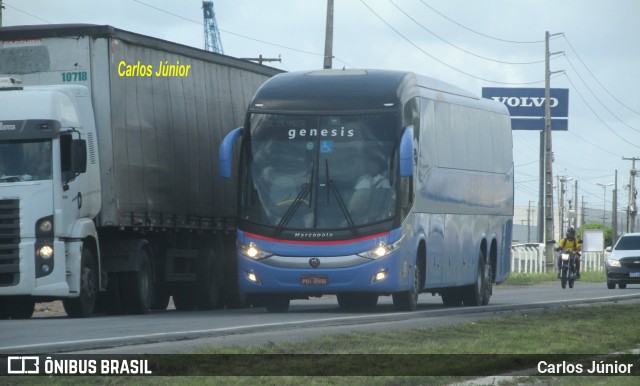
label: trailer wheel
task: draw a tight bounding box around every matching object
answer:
[196,248,221,310]
[120,249,153,314]
[2,296,35,319]
[63,247,97,318]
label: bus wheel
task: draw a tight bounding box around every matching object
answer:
[463,252,488,307]
[120,248,153,314]
[393,262,421,311]
[3,296,35,319]
[265,296,290,313]
[63,247,97,318]
[337,293,378,309]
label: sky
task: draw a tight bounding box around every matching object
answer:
[2,0,640,221]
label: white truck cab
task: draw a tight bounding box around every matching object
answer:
[0,77,101,318]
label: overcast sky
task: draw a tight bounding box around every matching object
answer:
[3,0,640,217]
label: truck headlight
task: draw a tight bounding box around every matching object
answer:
[238,242,273,260]
[358,235,404,259]
[38,245,54,259]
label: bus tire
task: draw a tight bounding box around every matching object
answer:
[265,296,290,313]
[63,246,97,318]
[463,252,489,307]
[392,261,421,311]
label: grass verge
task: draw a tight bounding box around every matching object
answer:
[6,300,639,385]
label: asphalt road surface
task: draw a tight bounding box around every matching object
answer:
[1,282,638,354]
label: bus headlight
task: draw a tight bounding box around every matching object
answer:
[358,235,404,259]
[38,245,54,259]
[238,242,273,260]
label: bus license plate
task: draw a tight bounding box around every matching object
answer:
[630,272,640,278]
[301,275,328,285]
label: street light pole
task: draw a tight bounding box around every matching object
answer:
[596,182,613,226]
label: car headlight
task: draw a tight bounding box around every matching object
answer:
[358,235,404,259]
[38,245,54,259]
[238,242,273,260]
[607,258,621,267]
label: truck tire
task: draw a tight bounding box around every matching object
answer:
[120,249,153,314]
[63,247,97,318]
[196,248,221,310]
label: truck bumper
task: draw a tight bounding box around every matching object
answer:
[1,239,70,297]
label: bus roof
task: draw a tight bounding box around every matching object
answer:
[249,69,507,115]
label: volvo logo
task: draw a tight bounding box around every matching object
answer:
[309,257,320,268]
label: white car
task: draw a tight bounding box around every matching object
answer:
[605,233,640,289]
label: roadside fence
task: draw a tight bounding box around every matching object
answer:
[510,243,605,273]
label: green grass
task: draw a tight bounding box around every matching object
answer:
[504,270,606,285]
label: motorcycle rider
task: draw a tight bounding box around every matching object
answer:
[556,227,582,279]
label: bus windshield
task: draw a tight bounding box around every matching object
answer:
[240,113,398,232]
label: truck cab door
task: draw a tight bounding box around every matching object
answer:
[57,131,88,236]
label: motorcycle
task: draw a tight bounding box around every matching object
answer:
[558,249,578,289]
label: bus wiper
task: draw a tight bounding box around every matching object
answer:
[275,162,315,234]
[325,159,357,235]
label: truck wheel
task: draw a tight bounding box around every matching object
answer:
[63,247,97,318]
[3,296,35,319]
[120,249,153,314]
[392,260,422,311]
[196,248,221,310]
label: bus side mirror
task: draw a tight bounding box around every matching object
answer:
[219,127,244,178]
[399,126,413,177]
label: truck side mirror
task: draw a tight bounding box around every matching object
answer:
[71,139,87,174]
[219,127,244,179]
[399,126,414,177]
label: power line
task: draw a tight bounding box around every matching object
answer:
[3,1,52,24]
[418,0,544,44]
[388,0,543,65]
[359,0,545,85]
[563,35,640,116]
[564,73,640,149]
[131,0,355,67]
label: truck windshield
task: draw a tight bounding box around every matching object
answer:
[0,140,53,182]
[239,113,398,231]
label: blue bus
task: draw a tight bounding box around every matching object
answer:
[219,69,513,312]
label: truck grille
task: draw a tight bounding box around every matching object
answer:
[0,199,20,286]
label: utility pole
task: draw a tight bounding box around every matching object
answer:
[240,55,282,65]
[574,180,579,229]
[558,176,572,238]
[581,196,586,226]
[612,170,618,244]
[527,200,533,243]
[537,131,544,243]
[323,0,334,69]
[1,0,4,29]
[623,157,639,233]
[544,31,564,265]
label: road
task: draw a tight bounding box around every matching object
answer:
[1,282,639,354]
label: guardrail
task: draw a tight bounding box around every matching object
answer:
[511,243,605,273]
